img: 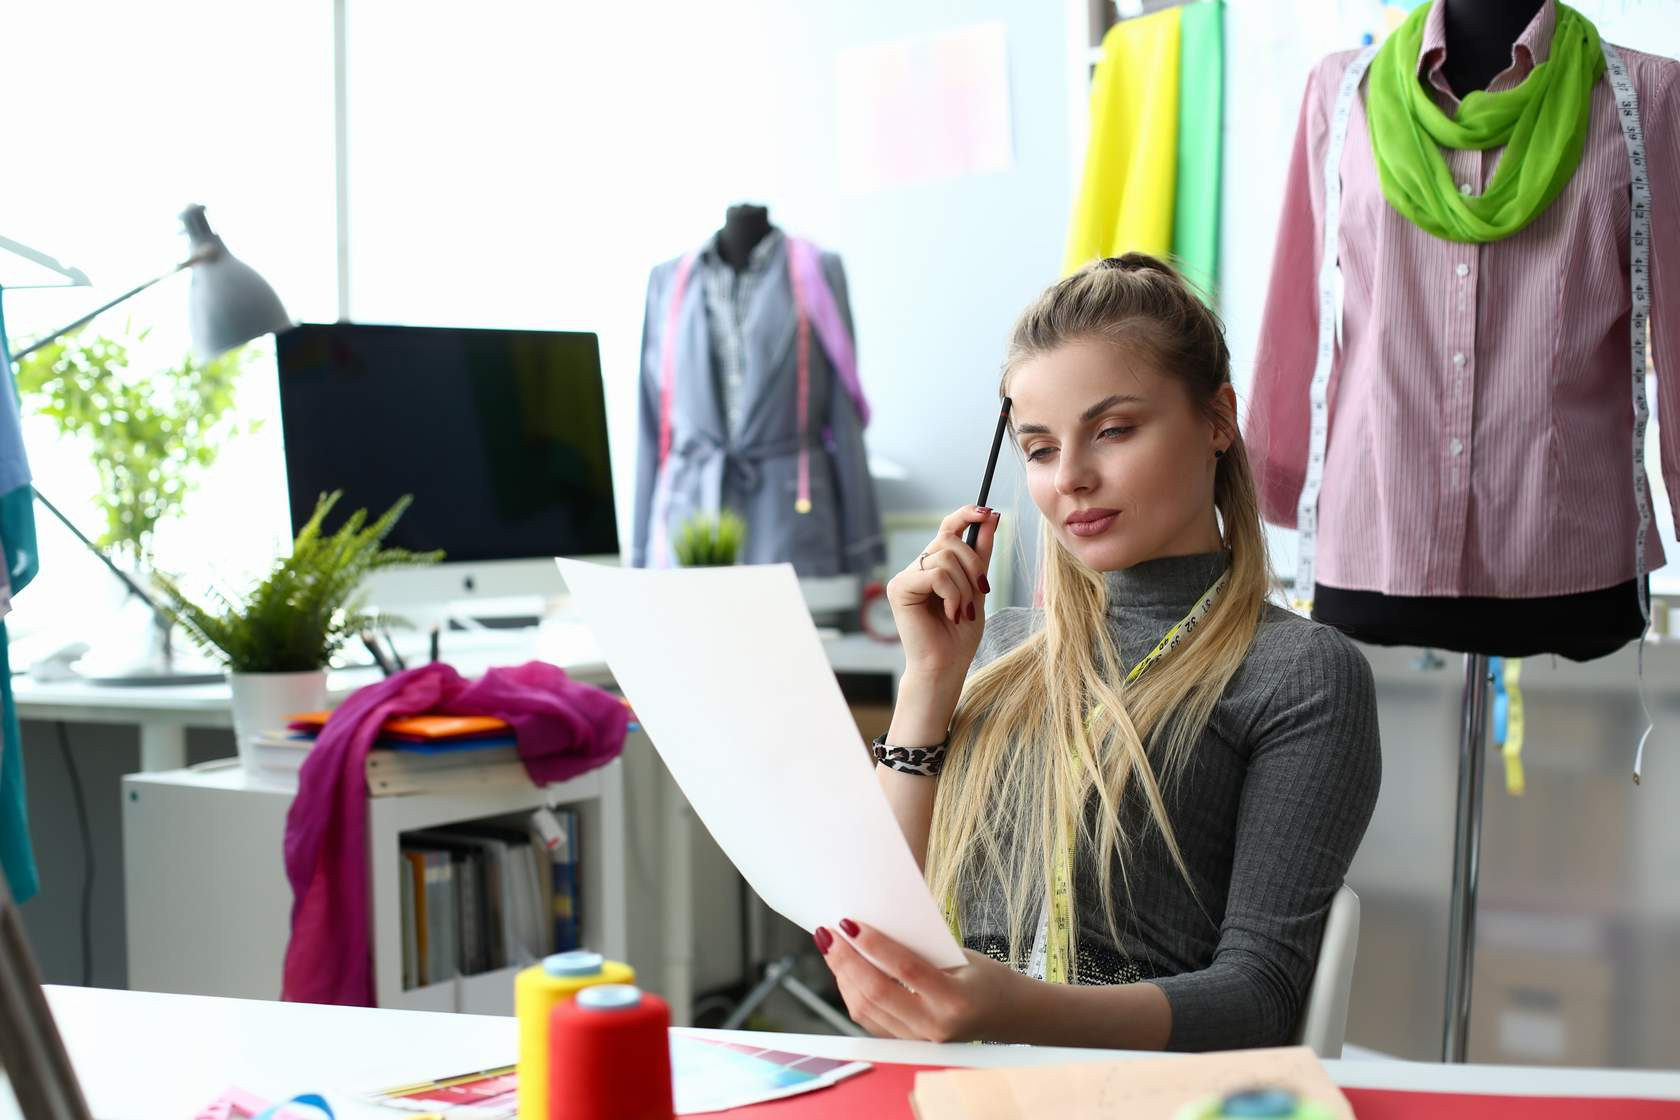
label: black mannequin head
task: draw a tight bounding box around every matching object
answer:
[716,204,772,272]
[1439,0,1547,96]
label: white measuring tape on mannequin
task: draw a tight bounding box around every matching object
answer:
[1603,44,1655,635]
[1604,43,1659,784]
[1293,45,1377,613]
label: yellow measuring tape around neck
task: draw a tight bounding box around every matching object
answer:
[943,570,1229,984]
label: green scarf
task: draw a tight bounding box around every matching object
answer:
[1366,2,1604,243]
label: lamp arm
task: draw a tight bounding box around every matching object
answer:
[7,250,210,364]
[29,487,166,621]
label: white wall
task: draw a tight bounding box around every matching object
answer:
[342,0,1069,584]
[2,2,336,652]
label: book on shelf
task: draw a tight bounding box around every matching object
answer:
[421,849,458,986]
[249,728,531,796]
[531,807,581,953]
[366,746,525,797]
[399,858,418,990]
[398,819,572,990]
[402,850,429,987]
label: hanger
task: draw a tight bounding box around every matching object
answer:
[0,234,92,290]
[1113,0,1204,18]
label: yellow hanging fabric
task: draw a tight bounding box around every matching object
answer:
[1502,659,1526,796]
[1063,7,1182,275]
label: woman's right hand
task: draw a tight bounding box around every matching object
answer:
[886,506,1000,684]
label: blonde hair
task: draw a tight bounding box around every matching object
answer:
[925,253,1273,976]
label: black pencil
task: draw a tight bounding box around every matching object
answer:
[381,626,407,672]
[361,631,394,677]
[965,396,1012,550]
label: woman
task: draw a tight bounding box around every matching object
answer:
[816,254,1381,1052]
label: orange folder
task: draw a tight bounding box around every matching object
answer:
[286,711,511,740]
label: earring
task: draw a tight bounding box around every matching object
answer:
[1214,448,1226,460]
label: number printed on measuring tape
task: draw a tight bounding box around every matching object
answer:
[1604,43,1654,629]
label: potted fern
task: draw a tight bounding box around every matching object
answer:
[155,491,442,772]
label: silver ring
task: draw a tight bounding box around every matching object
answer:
[918,552,928,570]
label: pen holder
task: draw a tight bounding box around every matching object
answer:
[516,950,636,1120]
[549,985,673,1120]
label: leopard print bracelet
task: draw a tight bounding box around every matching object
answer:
[871,734,948,777]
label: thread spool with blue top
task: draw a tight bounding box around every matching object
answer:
[1176,1088,1338,1120]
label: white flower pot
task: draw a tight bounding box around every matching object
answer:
[229,670,328,775]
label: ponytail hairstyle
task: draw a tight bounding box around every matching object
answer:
[924,253,1273,975]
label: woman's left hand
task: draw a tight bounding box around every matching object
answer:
[816,919,1023,1043]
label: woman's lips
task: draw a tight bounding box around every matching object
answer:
[1065,508,1119,537]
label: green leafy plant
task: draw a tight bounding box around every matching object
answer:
[154,491,443,673]
[15,324,254,563]
[672,509,746,567]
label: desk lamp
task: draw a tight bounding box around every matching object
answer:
[3,206,292,684]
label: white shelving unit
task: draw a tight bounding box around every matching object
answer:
[369,762,627,1014]
[124,746,632,1018]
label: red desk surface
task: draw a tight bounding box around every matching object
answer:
[701,1061,1680,1119]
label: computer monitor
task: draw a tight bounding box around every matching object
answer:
[275,322,621,617]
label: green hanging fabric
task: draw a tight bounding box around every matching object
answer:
[1366,1,1605,243]
[1172,0,1224,301]
[0,288,40,902]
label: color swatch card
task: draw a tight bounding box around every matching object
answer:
[672,1036,871,1115]
[557,560,964,969]
[363,1040,869,1117]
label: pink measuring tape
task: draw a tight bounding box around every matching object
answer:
[787,245,814,514]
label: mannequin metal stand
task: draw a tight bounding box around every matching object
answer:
[1442,653,1493,1062]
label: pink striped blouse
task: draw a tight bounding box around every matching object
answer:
[1246,0,1680,599]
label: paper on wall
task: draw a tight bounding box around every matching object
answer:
[835,21,1014,195]
[556,559,965,970]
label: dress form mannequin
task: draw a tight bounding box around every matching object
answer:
[1311,0,1644,662]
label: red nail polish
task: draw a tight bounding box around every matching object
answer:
[976,506,993,515]
[839,918,860,938]
[979,575,991,594]
[967,602,976,622]
[814,927,833,954]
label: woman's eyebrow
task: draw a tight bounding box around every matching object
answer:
[1013,394,1146,436]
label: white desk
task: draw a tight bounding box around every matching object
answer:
[31,985,1680,1120]
[7,623,620,772]
[10,628,903,772]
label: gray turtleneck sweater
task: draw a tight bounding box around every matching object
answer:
[960,550,1381,1052]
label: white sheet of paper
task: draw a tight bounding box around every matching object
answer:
[556,559,964,970]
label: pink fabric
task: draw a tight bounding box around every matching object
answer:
[1247,0,1680,598]
[787,237,869,427]
[280,661,629,1006]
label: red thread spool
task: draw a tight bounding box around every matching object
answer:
[548,984,674,1120]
